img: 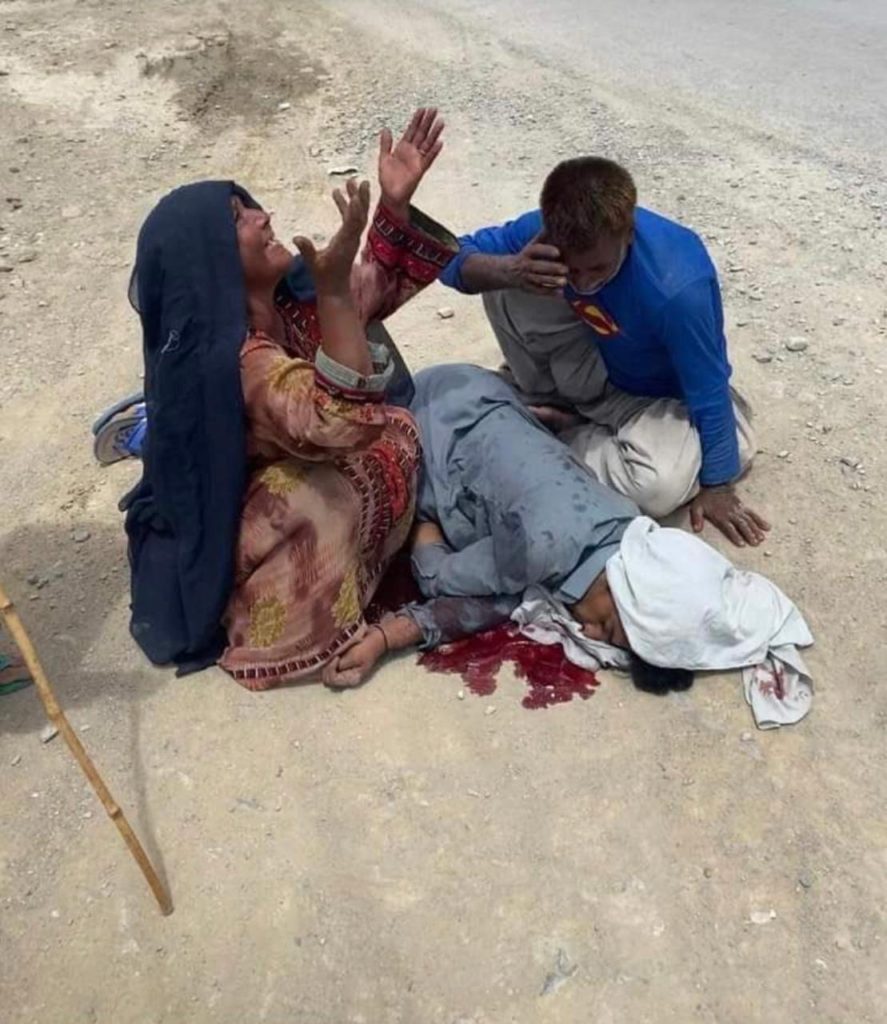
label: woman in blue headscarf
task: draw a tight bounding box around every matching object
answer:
[123,108,457,688]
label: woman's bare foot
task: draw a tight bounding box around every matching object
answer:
[322,614,423,688]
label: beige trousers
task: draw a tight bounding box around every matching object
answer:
[483,289,756,518]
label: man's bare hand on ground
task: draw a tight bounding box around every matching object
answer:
[690,484,771,547]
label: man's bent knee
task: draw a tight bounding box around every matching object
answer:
[568,421,701,519]
[629,473,699,519]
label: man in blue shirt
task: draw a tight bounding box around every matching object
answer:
[439,157,769,548]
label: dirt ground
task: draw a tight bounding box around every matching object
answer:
[1,1,885,1022]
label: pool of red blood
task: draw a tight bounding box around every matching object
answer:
[368,556,599,709]
[420,625,599,709]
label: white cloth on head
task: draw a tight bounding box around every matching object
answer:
[512,517,814,729]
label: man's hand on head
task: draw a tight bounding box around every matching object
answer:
[689,484,771,547]
[507,232,569,295]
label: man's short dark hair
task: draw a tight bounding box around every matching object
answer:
[629,653,694,696]
[540,157,637,252]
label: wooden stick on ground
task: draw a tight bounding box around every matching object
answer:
[0,582,173,916]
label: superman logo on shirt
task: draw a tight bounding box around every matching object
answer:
[569,298,620,337]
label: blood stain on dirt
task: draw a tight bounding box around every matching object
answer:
[368,555,599,709]
[420,625,599,710]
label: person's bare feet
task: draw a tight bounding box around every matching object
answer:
[322,614,423,688]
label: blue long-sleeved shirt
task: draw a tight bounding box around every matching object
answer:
[439,207,739,485]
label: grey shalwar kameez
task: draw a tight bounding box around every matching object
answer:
[404,364,638,646]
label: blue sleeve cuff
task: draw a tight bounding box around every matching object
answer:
[403,594,520,649]
[437,211,544,294]
[660,277,740,485]
[697,399,742,485]
[438,242,480,294]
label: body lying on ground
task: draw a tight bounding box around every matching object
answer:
[323,363,812,700]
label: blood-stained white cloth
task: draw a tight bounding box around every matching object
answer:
[513,518,814,729]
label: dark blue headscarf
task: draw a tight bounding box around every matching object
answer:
[122,180,416,672]
[123,181,260,672]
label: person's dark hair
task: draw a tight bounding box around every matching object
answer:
[629,653,694,696]
[540,157,637,252]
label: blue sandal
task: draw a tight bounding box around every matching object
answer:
[91,391,144,435]
[92,393,147,465]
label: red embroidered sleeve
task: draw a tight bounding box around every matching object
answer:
[350,203,458,324]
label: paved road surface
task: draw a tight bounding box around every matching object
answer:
[428,0,887,177]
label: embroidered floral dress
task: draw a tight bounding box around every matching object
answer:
[219,205,456,689]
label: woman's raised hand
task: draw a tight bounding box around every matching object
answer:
[293,178,371,295]
[378,107,445,219]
